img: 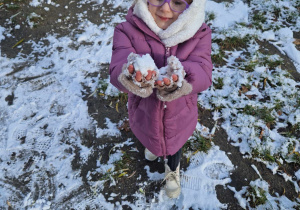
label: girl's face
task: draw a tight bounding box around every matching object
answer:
[148,2,181,30]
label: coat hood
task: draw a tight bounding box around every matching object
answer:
[133,0,206,47]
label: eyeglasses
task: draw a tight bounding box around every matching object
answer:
[147,0,190,13]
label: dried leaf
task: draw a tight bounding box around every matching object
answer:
[109,101,113,108]
[288,146,296,155]
[118,172,127,177]
[139,188,145,195]
[263,78,267,89]
[127,171,136,178]
[259,129,264,139]
[245,94,256,99]
[107,168,112,173]
[241,85,249,93]
[293,39,300,45]
[12,38,24,49]
[7,200,11,207]
[116,102,119,113]
[118,119,130,132]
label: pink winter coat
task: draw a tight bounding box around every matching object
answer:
[109,7,212,157]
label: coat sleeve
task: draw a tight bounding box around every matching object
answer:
[181,25,213,95]
[109,23,136,93]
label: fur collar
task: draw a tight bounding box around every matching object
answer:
[133,0,206,47]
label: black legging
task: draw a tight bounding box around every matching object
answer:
[167,148,182,171]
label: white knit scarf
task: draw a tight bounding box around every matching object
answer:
[133,0,206,47]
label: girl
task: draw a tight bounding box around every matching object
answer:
[109,0,212,198]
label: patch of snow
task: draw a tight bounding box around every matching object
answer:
[206,0,249,29]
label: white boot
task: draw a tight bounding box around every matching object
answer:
[144,148,158,161]
[163,163,181,198]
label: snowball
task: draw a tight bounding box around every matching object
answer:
[132,54,157,76]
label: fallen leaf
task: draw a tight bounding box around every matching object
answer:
[127,171,136,178]
[12,39,24,49]
[259,129,264,139]
[118,119,130,132]
[7,201,12,207]
[293,39,300,45]
[116,102,119,113]
[118,172,127,177]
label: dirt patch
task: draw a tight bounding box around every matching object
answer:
[257,39,300,82]
[198,108,299,207]
[0,0,126,58]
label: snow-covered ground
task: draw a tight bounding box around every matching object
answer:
[0,0,299,209]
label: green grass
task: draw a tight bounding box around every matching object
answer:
[263,150,276,162]
[99,151,133,182]
[240,54,283,73]
[97,79,128,110]
[206,12,215,22]
[214,77,224,89]
[252,11,267,30]
[211,50,226,67]
[183,130,212,155]
[214,35,252,51]
[246,185,268,208]
[271,6,281,20]
[0,0,24,10]
[242,106,276,127]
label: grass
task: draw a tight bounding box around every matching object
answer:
[0,0,23,10]
[290,152,300,165]
[263,150,276,163]
[243,106,276,128]
[246,185,268,208]
[214,35,252,51]
[206,12,215,22]
[213,77,224,89]
[271,6,281,20]
[183,130,212,155]
[251,11,267,30]
[99,151,133,182]
[251,147,278,163]
[97,79,128,111]
[211,50,226,67]
[240,53,283,72]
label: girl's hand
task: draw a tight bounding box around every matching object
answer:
[128,65,156,82]
[155,74,178,87]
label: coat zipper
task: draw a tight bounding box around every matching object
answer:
[162,101,167,159]
[166,47,170,56]
[165,47,170,66]
[162,47,170,159]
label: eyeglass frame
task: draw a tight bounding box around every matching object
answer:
[147,0,190,13]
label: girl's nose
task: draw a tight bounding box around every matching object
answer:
[160,2,172,12]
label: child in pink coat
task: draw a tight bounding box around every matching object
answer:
[109,0,212,198]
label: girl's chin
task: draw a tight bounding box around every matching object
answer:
[156,21,172,29]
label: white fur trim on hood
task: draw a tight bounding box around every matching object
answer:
[133,0,206,47]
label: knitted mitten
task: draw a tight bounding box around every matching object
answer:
[118,53,158,98]
[156,56,192,101]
